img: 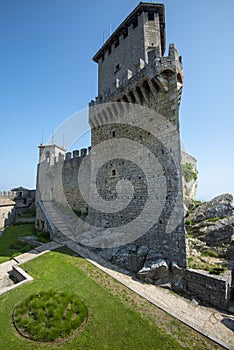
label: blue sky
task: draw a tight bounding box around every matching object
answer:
[0,0,233,200]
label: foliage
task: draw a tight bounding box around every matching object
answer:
[187,257,226,275]
[35,230,50,243]
[13,290,87,341]
[185,220,193,226]
[182,163,197,183]
[20,207,36,218]
[201,250,219,258]
[206,217,222,223]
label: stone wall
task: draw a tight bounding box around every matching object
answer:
[88,41,187,271]
[62,148,91,213]
[184,269,232,310]
[95,4,165,99]
[0,199,15,230]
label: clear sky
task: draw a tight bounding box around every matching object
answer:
[0,0,233,201]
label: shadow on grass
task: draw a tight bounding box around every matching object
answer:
[0,223,50,264]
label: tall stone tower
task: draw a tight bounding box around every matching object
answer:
[88,2,186,280]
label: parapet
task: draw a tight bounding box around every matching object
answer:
[64,147,91,162]
[0,191,16,200]
[90,42,183,106]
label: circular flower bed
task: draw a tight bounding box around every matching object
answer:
[13,290,87,342]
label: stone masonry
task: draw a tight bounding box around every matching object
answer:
[35,3,233,310]
[88,3,186,273]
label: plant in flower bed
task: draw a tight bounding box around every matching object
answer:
[12,289,87,342]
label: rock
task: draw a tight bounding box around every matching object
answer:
[109,245,148,273]
[187,193,233,223]
[137,245,149,258]
[171,261,183,276]
[199,217,234,246]
[226,240,234,259]
[137,258,169,280]
[136,245,149,269]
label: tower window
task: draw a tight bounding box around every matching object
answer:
[132,17,138,29]
[115,64,120,72]
[148,12,154,21]
[123,29,128,38]
[112,130,116,137]
[112,169,116,176]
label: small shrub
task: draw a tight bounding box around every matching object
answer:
[202,250,219,258]
[21,207,36,218]
[206,217,221,223]
[13,290,87,342]
[182,163,197,183]
[35,230,50,243]
[185,220,193,226]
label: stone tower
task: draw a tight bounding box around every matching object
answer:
[88,2,187,280]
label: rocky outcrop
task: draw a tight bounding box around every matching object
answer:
[137,258,169,281]
[181,152,198,206]
[187,193,233,223]
[199,217,234,246]
[99,245,149,273]
[226,240,234,259]
[186,193,234,260]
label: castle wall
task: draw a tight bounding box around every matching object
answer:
[0,199,15,230]
[62,149,90,213]
[184,269,232,310]
[88,43,187,269]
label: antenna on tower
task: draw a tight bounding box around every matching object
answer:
[41,128,44,145]
[109,24,112,36]
[52,133,55,144]
[62,133,65,148]
[103,30,106,43]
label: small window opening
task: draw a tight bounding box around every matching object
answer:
[112,130,116,137]
[112,169,116,176]
[148,12,154,21]
[115,64,120,72]
[132,17,138,29]
[123,29,128,38]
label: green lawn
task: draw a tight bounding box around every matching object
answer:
[0,223,50,264]
[0,248,221,350]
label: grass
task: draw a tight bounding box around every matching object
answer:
[0,249,222,350]
[0,223,50,264]
[201,249,219,258]
[13,289,87,341]
[20,207,36,218]
[187,257,227,275]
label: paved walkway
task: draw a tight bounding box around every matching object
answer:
[61,239,234,350]
[0,237,234,348]
[0,241,63,295]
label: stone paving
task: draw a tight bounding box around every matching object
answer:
[62,239,234,350]
[0,241,63,295]
[0,238,233,349]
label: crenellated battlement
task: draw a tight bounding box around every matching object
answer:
[65,147,91,161]
[90,43,183,108]
[0,191,16,200]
